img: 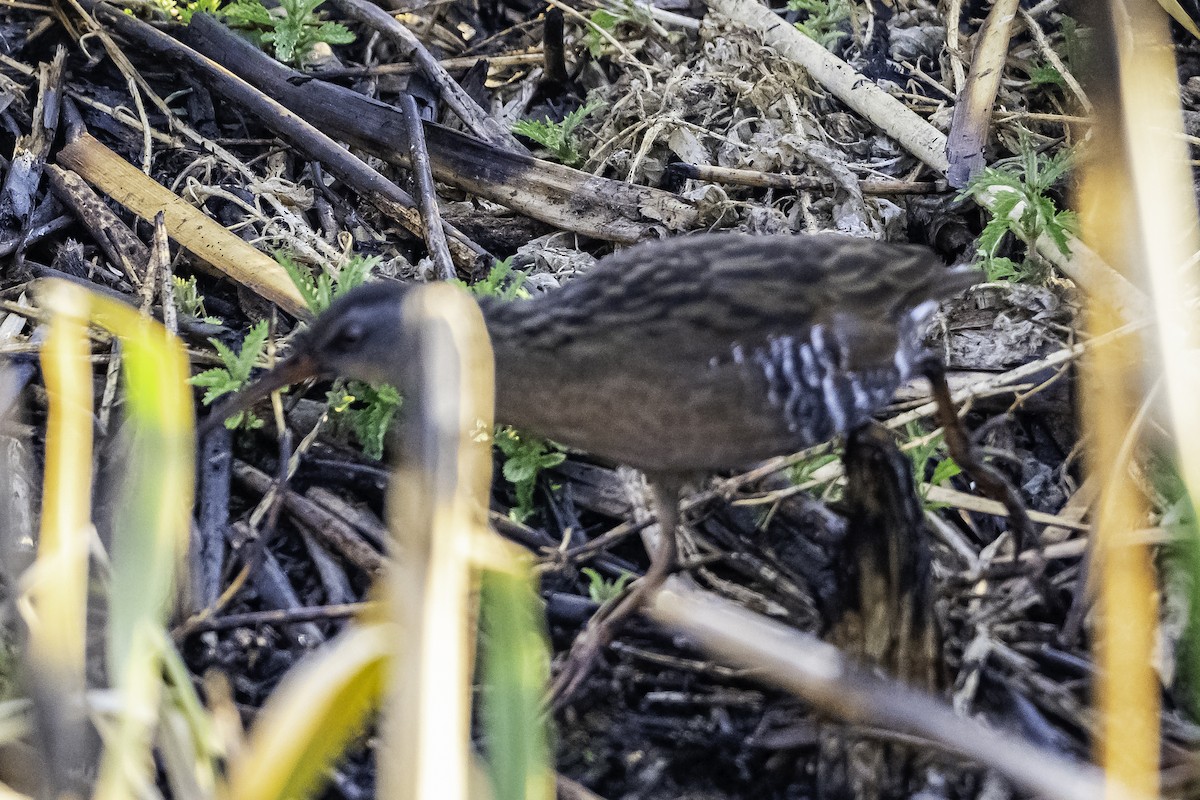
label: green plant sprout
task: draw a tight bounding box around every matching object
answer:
[494,427,565,523]
[580,568,635,603]
[150,0,221,22]
[1027,62,1066,88]
[512,101,603,168]
[325,381,402,460]
[904,422,961,509]
[1150,457,1200,718]
[222,0,354,65]
[583,2,651,57]
[1057,15,1091,73]
[172,275,221,324]
[0,637,21,703]
[189,320,270,430]
[963,135,1078,283]
[278,251,378,314]
[787,0,851,48]
[584,9,622,57]
[453,257,529,301]
[1027,15,1088,91]
[787,448,842,503]
[181,0,222,21]
[787,450,839,487]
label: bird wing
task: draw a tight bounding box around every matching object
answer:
[509,233,978,359]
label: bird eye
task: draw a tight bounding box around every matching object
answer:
[333,321,365,350]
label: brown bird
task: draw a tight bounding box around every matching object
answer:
[201,232,983,697]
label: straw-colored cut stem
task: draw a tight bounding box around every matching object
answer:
[381,284,495,800]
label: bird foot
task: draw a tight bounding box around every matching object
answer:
[920,359,1055,606]
[547,491,680,709]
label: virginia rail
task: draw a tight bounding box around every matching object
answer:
[201,232,989,696]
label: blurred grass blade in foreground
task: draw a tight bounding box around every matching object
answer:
[224,622,389,799]
[1074,1,1200,796]
[382,283,489,800]
[1154,0,1200,38]
[477,537,553,800]
[33,279,195,799]
[381,282,552,800]
[22,280,93,797]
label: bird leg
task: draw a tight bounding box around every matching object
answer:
[547,480,681,709]
[921,359,1042,562]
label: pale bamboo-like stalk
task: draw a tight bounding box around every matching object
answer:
[1076,3,1177,798]
[381,283,496,800]
[1115,4,1200,586]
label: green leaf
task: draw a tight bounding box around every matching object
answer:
[208,338,239,371]
[327,380,401,459]
[904,422,963,509]
[1047,210,1078,255]
[512,102,601,167]
[171,275,221,324]
[335,255,379,299]
[188,321,270,429]
[494,427,563,521]
[962,133,1075,284]
[788,0,850,47]
[188,367,232,390]
[591,8,620,30]
[558,100,602,139]
[502,459,538,485]
[345,381,401,459]
[282,252,380,314]
[278,252,323,313]
[314,21,355,44]
[512,119,564,151]
[1028,63,1065,88]
[325,385,354,414]
[454,257,528,301]
[584,9,624,56]
[180,0,223,22]
[580,568,634,603]
[264,26,300,64]
[224,0,273,23]
[224,0,355,65]
[982,256,1021,282]
[479,563,553,800]
[787,452,839,485]
[234,322,270,380]
[1060,15,1091,71]
[286,0,324,17]
[929,458,961,487]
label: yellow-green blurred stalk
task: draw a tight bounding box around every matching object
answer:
[21,281,92,796]
[34,280,196,798]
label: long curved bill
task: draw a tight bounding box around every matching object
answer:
[196,352,322,439]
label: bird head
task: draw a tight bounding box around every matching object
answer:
[197,280,413,438]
